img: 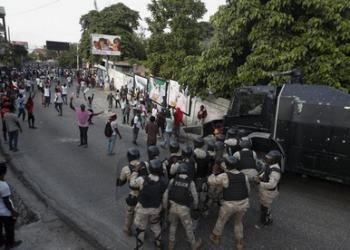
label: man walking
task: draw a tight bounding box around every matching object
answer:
[16,94,26,122]
[145,116,158,149]
[25,92,37,129]
[132,109,143,146]
[4,105,22,152]
[106,111,122,155]
[54,88,63,116]
[107,92,114,110]
[70,96,103,148]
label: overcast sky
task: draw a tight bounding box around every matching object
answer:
[2,0,225,50]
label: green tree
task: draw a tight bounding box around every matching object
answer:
[79,3,144,64]
[146,0,207,79]
[58,43,80,68]
[180,0,350,99]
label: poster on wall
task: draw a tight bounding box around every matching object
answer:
[149,77,166,105]
[90,34,121,56]
[168,80,191,115]
[134,75,148,95]
[109,69,125,90]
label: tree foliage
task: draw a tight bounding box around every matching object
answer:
[58,43,81,68]
[79,3,146,64]
[146,0,207,79]
[179,0,350,99]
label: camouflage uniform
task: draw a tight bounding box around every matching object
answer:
[208,169,250,239]
[163,175,199,248]
[233,149,259,182]
[259,163,281,209]
[119,160,140,230]
[193,148,210,196]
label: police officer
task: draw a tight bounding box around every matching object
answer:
[238,129,252,145]
[193,136,210,198]
[143,145,168,180]
[254,150,282,227]
[206,141,216,169]
[225,128,240,156]
[170,145,197,181]
[234,140,258,183]
[208,156,250,250]
[130,159,167,250]
[117,148,144,237]
[202,141,227,218]
[216,133,225,143]
[163,141,182,180]
[163,163,202,250]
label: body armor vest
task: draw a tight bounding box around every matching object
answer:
[223,172,249,201]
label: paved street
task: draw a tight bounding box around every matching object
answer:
[4,84,350,250]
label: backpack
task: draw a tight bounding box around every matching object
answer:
[104,121,113,137]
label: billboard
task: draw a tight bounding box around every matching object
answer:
[134,75,148,97]
[46,41,70,51]
[168,80,191,115]
[91,34,121,56]
[125,75,134,94]
[149,77,166,105]
[11,41,28,49]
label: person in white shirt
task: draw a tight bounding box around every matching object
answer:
[54,88,63,116]
[44,85,50,107]
[152,104,158,118]
[106,111,122,155]
[61,84,68,105]
[67,76,72,87]
[115,90,121,108]
[132,109,143,145]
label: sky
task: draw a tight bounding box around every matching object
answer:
[1,0,226,50]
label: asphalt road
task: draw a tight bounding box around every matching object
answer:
[5,84,350,250]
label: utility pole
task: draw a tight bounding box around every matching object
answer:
[76,44,79,70]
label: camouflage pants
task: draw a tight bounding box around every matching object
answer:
[260,188,279,209]
[134,212,162,250]
[194,178,205,192]
[203,185,223,217]
[241,168,259,192]
[125,204,135,229]
[213,203,246,239]
[169,202,196,247]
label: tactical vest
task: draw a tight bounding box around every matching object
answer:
[128,163,149,191]
[165,156,182,180]
[169,176,193,207]
[138,176,167,208]
[262,166,281,191]
[223,172,249,201]
[181,159,196,181]
[195,152,210,179]
[237,150,256,170]
[227,145,240,156]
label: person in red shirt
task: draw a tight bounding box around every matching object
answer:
[172,107,184,142]
[25,92,37,129]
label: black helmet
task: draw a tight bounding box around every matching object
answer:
[177,163,190,175]
[240,140,252,150]
[266,150,282,165]
[217,134,225,142]
[149,159,163,175]
[169,141,180,154]
[207,141,215,152]
[148,146,160,158]
[127,148,140,162]
[225,156,238,170]
[194,136,205,149]
[227,128,236,139]
[182,145,193,158]
[214,141,225,156]
[238,129,247,137]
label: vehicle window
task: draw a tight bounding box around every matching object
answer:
[232,93,265,116]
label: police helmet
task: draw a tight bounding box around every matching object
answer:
[266,150,282,165]
[238,129,247,137]
[127,148,140,162]
[148,146,160,158]
[240,140,252,150]
[207,141,215,152]
[194,136,205,149]
[214,141,225,156]
[227,128,237,139]
[225,156,238,170]
[216,134,225,142]
[149,159,163,176]
[181,145,193,158]
[169,141,180,154]
[177,163,190,175]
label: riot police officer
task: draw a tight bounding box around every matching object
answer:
[130,159,167,250]
[117,148,144,237]
[170,145,197,181]
[216,133,225,143]
[142,145,168,180]
[163,163,202,250]
[208,156,250,250]
[193,136,211,197]
[225,128,240,156]
[163,141,182,180]
[234,140,259,183]
[254,150,282,227]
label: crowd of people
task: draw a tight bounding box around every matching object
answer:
[117,127,282,250]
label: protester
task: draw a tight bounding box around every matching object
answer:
[139,101,147,126]
[4,105,22,152]
[106,111,122,155]
[145,116,158,149]
[115,90,121,108]
[152,104,158,118]
[173,107,184,141]
[123,100,130,124]
[44,84,50,107]
[0,100,10,141]
[161,109,174,150]
[132,109,143,146]
[84,93,94,125]
[16,94,26,122]
[61,83,68,105]
[0,163,22,249]
[156,107,166,138]
[107,92,114,110]
[54,88,63,116]
[25,92,37,128]
[70,97,103,148]
[197,105,207,124]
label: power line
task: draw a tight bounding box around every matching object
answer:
[8,0,61,17]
